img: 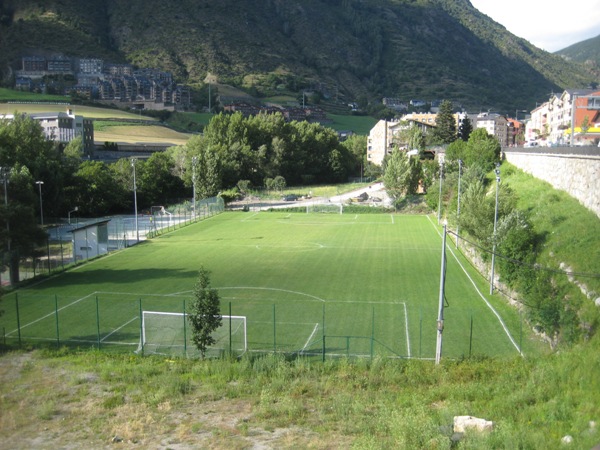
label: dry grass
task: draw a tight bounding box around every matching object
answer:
[94,125,191,145]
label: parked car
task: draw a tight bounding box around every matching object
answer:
[282,194,298,201]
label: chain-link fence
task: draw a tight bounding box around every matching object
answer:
[0,196,224,286]
[0,291,523,360]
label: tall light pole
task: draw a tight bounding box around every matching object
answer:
[68,206,78,225]
[490,164,501,294]
[455,159,462,248]
[192,156,198,220]
[437,161,444,224]
[131,158,139,242]
[36,181,44,225]
[435,224,447,365]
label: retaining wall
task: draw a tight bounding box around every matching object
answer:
[503,147,600,219]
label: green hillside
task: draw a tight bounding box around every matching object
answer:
[0,0,597,114]
[556,34,600,70]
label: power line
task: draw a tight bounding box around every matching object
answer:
[446,229,600,280]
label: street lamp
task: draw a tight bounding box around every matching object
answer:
[36,181,44,225]
[455,159,462,248]
[437,161,444,224]
[68,206,79,225]
[131,158,139,242]
[490,164,501,294]
[192,156,198,220]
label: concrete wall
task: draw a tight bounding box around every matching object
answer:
[503,147,600,218]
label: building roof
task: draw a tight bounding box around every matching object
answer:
[69,219,110,233]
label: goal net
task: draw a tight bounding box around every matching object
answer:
[306,203,343,214]
[137,311,247,358]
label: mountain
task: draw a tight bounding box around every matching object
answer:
[0,0,596,113]
[556,34,600,72]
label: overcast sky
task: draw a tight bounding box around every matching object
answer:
[470,0,600,52]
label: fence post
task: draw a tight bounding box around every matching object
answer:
[55,294,60,348]
[322,304,326,362]
[469,312,473,358]
[419,306,422,359]
[139,298,144,357]
[370,306,375,360]
[46,236,51,275]
[229,302,232,355]
[183,299,187,357]
[15,293,21,347]
[96,295,101,349]
[273,304,276,354]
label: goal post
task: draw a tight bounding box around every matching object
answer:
[306,202,343,214]
[138,311,247,358]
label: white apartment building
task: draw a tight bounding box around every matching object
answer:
[2,109,95,154]
[526,89,598,146]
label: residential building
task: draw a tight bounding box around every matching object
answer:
[2,109,94,155]
[476,113,509,146]
[367,119,399,166]
[526,89,599,146]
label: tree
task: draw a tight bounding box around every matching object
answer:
[272,175,286,192]
[383,149,421,201]
[457,117,473,141]
[431,100,457,144]
[187,267,222,359]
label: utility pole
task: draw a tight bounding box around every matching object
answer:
[435,224,447,365]
[131,158,139,243]
[490,164,501,294]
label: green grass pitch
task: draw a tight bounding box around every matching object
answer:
[0,212,534,359]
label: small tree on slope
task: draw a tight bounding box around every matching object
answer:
[188,267,222,358]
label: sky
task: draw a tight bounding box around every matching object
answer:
[470,0,600,52]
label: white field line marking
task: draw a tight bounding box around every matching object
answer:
[241,212,260,222]
[7,292,98,336]
[94,290,188,298]
[391,214,395,224]
[403,302,411,358]
[217,286,327,302]
[301,323,320,353]
[426,216,522,356]
[101,316,139,342]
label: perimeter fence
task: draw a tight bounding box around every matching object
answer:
[0,196,224,286]
[0,291,524,360]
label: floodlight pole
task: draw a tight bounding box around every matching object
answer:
[192,156,198,220]
[435,224,447,365]
[68,206,78,225]
[36,181,44,225]
[437,162,444,224]
[490,164,501,295]
[456,159,462,248]
[131,158,139,243]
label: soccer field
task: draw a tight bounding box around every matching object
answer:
[0,211,532,360]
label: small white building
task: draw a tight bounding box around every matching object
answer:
[71,220,110,261]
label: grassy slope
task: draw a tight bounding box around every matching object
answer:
[502,163,600,294]
[0,336,598,449]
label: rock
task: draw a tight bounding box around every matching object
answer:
[453,416,494,433]
[561,435,573,444]
[111,436,123,443]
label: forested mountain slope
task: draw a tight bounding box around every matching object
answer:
[0,0,596,112]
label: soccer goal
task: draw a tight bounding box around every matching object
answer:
[306,203,343,214]
[138,311,247,358]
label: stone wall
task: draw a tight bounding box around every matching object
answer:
[503,147,600,219]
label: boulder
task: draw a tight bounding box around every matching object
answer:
[453,416,494,433]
